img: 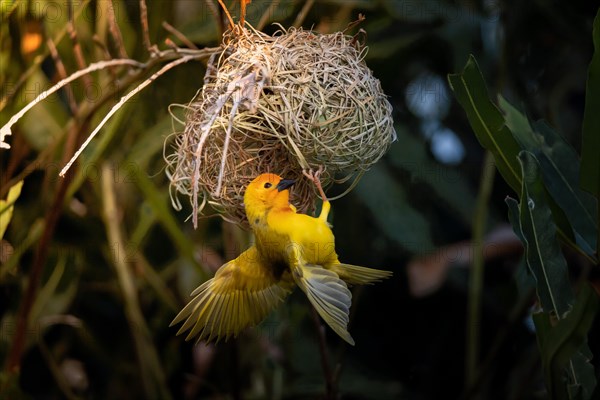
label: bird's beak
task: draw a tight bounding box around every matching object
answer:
[276,179,295,192]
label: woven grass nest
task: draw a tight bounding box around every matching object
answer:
[165,24,396,228]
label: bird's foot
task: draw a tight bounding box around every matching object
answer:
[302,165,327,201]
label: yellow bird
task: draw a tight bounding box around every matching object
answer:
[170,170,392,345]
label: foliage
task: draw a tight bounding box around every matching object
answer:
[0,1,598,399]
[448,10,600,398]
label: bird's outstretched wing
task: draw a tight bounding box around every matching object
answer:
[294,263,354,345]
[170,246,293,343]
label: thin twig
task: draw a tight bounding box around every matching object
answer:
[344,13,367,34]
[46,37,78,115]
[92,34,111,58]
[162,21,199,50]
[139,0,153,53]
[67,0,92,88]
[107,0,129,59]
[92,34,120,84]
[0,59,145,148]
[59,53,206,177]
[0,49,191,199]
[240,0,247,27]
[217,0,235,29]
[465,151,496,387]
[311,308,335,400]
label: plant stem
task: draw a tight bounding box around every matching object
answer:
[466,151,496,387]
[311,307,335,399]
[230,339,242,400]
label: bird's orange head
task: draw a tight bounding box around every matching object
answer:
[244,173,295,219]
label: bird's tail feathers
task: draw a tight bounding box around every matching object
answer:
[331,263,392,285]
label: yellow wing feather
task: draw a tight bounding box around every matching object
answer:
[294,264,354,345]
[170,246,293,343]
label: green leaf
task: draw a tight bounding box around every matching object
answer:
[355,163,434,254]
[580,8,600,198]
[516,151,574,317]
[533,285,598,400]
[506,197,535,299]
[0,180,23,240]
[506,197,523,240]
[499,97,598,255]
[448,55,522,193]
[532,313,567,400]
[449,56,590,261]
[510,151,596,399]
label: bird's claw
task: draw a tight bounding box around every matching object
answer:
[302,165,324,181]
[302,166,327,201]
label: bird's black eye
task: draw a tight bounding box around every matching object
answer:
[264,182,272,189]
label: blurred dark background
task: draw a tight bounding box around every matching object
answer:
[1,1,599,399]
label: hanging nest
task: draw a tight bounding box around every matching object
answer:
[165,24,396,228]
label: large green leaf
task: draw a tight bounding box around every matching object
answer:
[500,97,598,256]
[514,151,574,316]
[580,8,600,199]
[450,55,590,260]
[447,55,522,193]
[506,151,596,399]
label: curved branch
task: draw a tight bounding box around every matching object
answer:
[0,59,145,149]
[59,53,208,177]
